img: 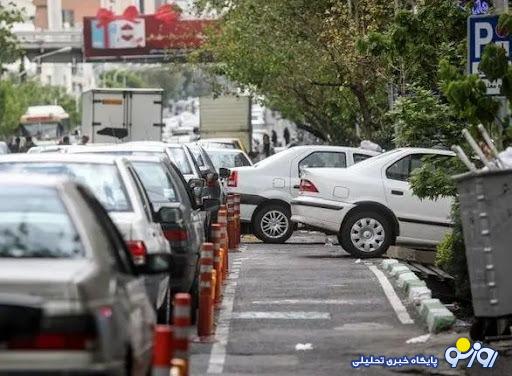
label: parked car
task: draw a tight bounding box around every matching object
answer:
[0,174,169,375]
[126,155,205,306]
[187,143,224,204]
[69,142,220,238]
[0,153,172,323]
[205,148,253,170]
[226,145,380,243]
[197,138,247,153]
[291,148,454,258]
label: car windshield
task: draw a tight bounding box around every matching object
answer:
[0,162,132,212]
[208,142,235,149]
[0,186,84,258]
[208,150,252,169]
[131,161,179,203]
[166,146,193,175]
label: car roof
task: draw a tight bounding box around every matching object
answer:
[285,145,381,155]
[204,147,247,154]
[394,147,455,156]
[198,138,239,143]
[0,152,120,164]
[0,172,72,188]
[69,144,167,153]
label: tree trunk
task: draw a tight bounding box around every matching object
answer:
[350,84,372,137]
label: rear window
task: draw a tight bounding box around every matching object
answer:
[0,162,132,212]
[166,147,193,175]
[208,150,252,169]
[0,186,84,258]
[131,161,179,203]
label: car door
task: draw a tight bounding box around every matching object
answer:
[290,150,347,197]
[382,153,452,244]
[76,185,155,370]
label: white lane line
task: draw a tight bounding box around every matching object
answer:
[367,264,414,325]
[251,299,373,305]
[232,311,331,320]
[206,261,242,374]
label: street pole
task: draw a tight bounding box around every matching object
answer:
[494,0,508,149]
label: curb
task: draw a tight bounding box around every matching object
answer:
[380,259,455,333]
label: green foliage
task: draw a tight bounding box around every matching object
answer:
[0,3,23,68]
[389,87,461,148]
[436,203,472,302]
[479,44,508,81]
[196,0,395,144]
[0,79,79,137]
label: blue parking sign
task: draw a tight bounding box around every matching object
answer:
[468,15,512,95]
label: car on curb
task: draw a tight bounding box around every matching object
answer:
[226,145,380,243]
[291,148,455,258]
[0,174,169,375]
[0,153,173,323]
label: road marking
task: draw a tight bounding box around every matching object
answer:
[251,299,374,305]
[206,260,242,374]
[231,311,331,319]
[367,264,414,325]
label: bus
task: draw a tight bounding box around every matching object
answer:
[19,105,70,143]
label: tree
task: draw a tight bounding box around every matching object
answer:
[196,0,395,145]
[0,2,23,70]
[0,79,79,137]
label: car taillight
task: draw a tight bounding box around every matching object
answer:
[126,240,147,265]
[299,179,318,193]
[228,170,238,187]
[164,228,188,242]
[8,332,95,350]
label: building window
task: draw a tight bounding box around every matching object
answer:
[62,9,74,28]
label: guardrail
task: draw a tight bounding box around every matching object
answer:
[14,30,83,49]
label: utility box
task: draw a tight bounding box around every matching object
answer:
[199,95,252,151]
[81,88,164,143]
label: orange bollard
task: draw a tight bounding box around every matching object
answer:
[227,194,237,251]
[211,224,223,304]
[173,293,191,376]
[198,243,214,337]
[218,209,229,278]
[234,193,241,248]
[152,325,173,376]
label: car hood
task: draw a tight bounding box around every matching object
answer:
[0,259,97,313]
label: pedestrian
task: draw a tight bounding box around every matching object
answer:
[262,133,274,159]
[9,137,21,153]
[61,136,71,145]
[271,130,278,146]
[80,135,90,145]
[24,136,36,152]
[283,127,290,146]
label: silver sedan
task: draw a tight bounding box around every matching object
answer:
[0,174,171,375]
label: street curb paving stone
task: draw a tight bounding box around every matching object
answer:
[389,264,411,278]
[381,259,399,272]
[382,260,455,334]
[396,272,420,289]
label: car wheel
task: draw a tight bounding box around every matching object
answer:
[339,211,392,258]
[253,203,294,244]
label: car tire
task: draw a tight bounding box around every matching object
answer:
[253,203,294,244]
[339,211,392,258]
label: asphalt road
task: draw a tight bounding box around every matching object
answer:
[190,233,510,375]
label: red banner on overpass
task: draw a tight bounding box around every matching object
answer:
[83,6,213,61]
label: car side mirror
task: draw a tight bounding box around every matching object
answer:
[136,253,172,275]
[219,167,231,179]
[188,178,205,207]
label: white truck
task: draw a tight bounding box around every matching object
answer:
[199,95,252,152]
[82,88,164,143]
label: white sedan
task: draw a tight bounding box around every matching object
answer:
[291,148,454,258]
[227,145,380,243]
